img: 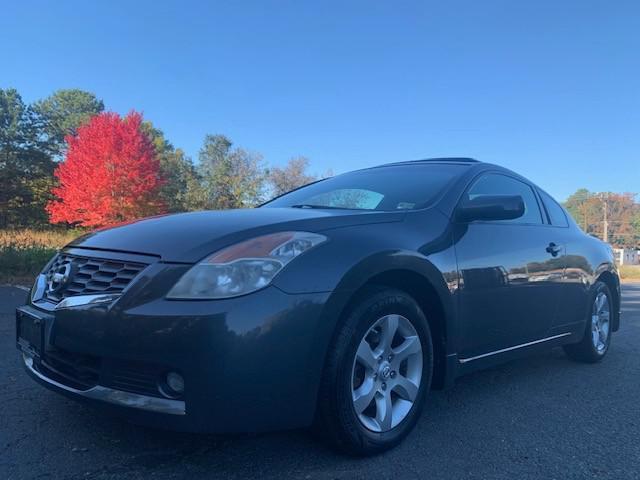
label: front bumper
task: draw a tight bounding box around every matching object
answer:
[17,272,338,433]
[22,353,185,415]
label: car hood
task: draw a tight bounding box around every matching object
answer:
[67,207,405,263]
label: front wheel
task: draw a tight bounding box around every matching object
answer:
[315,288,433,455]
[563,281,613,363]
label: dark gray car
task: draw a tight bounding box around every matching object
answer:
[16,158,620,455]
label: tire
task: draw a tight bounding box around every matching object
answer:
[563,281,613,363]
[315,287,433,455]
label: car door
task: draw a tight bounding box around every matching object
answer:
[453,173,565,359]
[536,188,585,331]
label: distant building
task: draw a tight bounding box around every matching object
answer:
[613,248,639,265]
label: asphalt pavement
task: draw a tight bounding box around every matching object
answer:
[1,284,639,480]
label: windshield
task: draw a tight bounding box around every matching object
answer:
[263,163,466,211]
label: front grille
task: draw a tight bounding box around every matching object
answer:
[44,253,146,303]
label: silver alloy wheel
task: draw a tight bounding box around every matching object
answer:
[591,291,611,354]
[351,314,423,433]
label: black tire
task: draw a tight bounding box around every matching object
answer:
[315,287,433,455]
[563,281,613,363]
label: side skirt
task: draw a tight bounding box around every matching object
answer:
[447,330,583,380]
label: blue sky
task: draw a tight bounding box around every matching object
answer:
[2,0,638,201]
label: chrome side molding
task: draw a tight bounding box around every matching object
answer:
[458,332,573,364]
[23,354,185,416]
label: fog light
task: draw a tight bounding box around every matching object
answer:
[165,372,184,394]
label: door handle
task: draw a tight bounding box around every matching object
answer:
[546,242,562,257]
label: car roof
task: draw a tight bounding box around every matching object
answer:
[378,157,481,167]
[358,158,532,191]
[373,158,526,183]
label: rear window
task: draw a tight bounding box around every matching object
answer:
[263,164,466,211]
[539,189,569,227]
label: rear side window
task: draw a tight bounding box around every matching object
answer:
[465,173,543,224]
[538,189,569,227]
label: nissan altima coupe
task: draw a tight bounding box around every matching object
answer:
[17,158,620,455]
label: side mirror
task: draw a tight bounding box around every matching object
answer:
[457,195,525,222]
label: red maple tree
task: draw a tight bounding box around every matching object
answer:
[47,111,165,227]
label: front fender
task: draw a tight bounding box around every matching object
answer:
[330,249,457,320]
[271,214,459,404]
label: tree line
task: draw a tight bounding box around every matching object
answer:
[1,87,638,246]
[564,189,639,248]
[1,87,325,228]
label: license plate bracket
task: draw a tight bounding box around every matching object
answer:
[17,309,44,356]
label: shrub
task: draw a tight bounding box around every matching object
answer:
[0,229,84,284]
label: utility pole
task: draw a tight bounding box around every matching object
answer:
[603,199,608,243]
[596,192,610,243]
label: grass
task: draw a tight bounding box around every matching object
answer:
[619,264,640,282]
[0,229,84,285]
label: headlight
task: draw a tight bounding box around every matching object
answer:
[167,231,327,299]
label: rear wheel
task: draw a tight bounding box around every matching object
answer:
[315,288,433,455]
[563,281,613,363]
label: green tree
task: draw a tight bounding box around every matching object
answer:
[267,156,317,197]
[564,189,600,233]
[141,121,203,213]
[160,148,205,212]
[32,89,104,156]
[198,134,265,209]
[0,88,54,227]
[0,88,41,152]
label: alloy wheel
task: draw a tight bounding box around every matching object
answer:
[351,314,423,432]
[591,291,610,354]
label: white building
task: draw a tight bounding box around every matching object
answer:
[612,248,640,265]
